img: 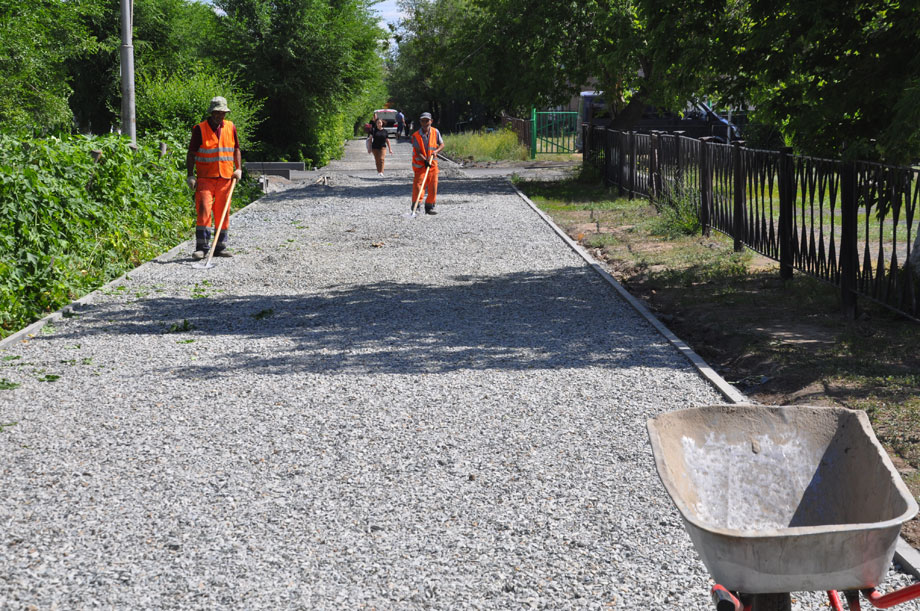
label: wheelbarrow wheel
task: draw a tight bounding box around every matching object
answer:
[750,593,791,611]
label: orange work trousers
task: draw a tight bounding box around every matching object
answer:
[412,165,439,206]
[195,177,233,230]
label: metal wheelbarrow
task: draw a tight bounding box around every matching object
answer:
[647,405,920,611]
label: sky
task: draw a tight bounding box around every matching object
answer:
[198,0,405,26]
[373,0,404,26]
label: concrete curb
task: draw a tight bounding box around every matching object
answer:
[509,180,748,405]
[896,538,920,580]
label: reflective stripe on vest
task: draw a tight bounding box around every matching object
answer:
[194,120,236,178]
[412,129,439,169]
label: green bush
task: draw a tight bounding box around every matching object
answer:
[0,131,260,337]
[135,67,263,153]
[650,187,702,238]
[443,128,529,161]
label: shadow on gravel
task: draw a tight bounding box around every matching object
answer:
[50,268,682,377]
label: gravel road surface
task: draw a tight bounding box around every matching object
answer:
[1,139,915,609]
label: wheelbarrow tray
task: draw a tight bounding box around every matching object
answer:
[647,405,918,594]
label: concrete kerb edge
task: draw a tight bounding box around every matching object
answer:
[509,180,749,406]
[509,179,920,568]
[0,193,270,352]
[896,537,920,580]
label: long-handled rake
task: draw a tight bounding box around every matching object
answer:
[192,177,238,269]
[406,157,432,218]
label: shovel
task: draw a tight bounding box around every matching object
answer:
[192,177,238,269]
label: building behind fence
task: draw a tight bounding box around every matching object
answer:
[583,126,920,322]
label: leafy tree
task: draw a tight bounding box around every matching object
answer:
[68,0,224,134]
[214,0,388,164]
[389,0,732,128]
[719,0,920,162]
[0,0,99,132]
[136,67,263,152]
[391,0,920,163]
[388,0,501,127]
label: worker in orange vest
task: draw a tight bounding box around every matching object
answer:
[186,96,243,259]
[410,112,444,215]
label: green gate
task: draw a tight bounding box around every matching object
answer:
[530,108,578,159]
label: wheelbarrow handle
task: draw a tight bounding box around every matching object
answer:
[711,585,742,611]
[862,582,920,608]
[827,590,845,611]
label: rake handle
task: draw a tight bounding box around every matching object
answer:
[411,157,433,215]
[201,177,238,267]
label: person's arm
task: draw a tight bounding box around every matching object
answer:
[185,150,196,177]
[186,125,200,189]
[432,129,445,156]
[232,124,242,180]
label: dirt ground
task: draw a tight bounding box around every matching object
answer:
[519,185,920,548]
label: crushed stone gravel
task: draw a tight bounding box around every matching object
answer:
[1,140,917,609]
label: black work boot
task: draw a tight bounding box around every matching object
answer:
[214,229,231,257]
[194,226,211,259]
[425,204,437,215]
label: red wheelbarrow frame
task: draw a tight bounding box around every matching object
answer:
[711,582,920,611]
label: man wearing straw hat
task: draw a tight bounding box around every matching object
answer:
[410,112,444,215]
[186,96,243,259]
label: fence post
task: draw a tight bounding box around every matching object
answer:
[732,140,746,252]
[628,131,636,200]
[617,132,625,196]
[601,128,610,187]
[650,132,661,203]
[673,131,685,192]
[778,147,794,280]
[699,137,714,237]
[530,107,537,160]
[840,160,859,319]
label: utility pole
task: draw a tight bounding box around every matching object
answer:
[120,0,136,146]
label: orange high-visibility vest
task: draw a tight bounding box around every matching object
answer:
[194,120,236,178]
[411,128,440,170]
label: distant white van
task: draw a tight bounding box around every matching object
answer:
[373,109,400,138]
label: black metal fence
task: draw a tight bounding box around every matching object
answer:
[583,126,920,321]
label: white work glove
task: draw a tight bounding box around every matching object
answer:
[232,168,242,180]
[186,175,197,190]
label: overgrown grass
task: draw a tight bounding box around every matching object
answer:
[0,130,261,338]
[513,166,621,210]
[442,128,529,161]
[650,187,702,238]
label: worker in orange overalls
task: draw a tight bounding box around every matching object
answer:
[186,96,243,259]
[410,112,444,215]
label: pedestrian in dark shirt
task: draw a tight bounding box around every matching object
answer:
[396,111,405,140]
[370,118,393,176]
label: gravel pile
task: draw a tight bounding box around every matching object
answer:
[1,143,917,609]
